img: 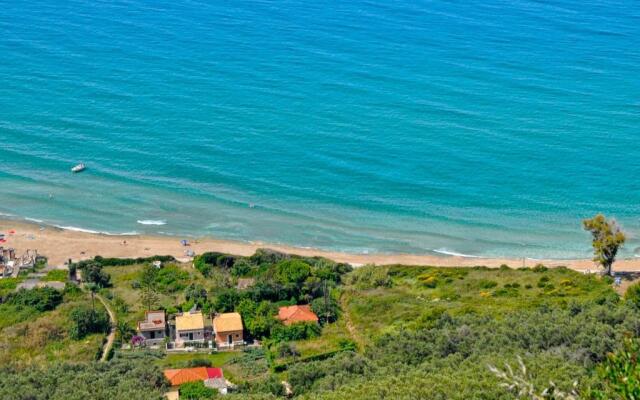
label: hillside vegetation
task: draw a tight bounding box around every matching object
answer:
[1,252,639,399]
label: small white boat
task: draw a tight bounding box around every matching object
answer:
[71,163,86,173]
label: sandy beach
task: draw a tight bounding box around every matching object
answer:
[1,219,638,272]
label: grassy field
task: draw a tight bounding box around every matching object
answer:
[155,351,238,368]
[0,277,23,297]
[344,265,614,344]
[105,262,206,325]
[42,269,68,282]
[0,290,105,367]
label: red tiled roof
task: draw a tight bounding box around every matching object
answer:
[278,305,319,325]
[206,368,223,379]
[163,367,223,386]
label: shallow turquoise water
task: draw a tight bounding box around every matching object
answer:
[1,0,639,258]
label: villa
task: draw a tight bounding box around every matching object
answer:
[213,312,244,348]
[175,310,208,343]
[137,310,167,346]
[277,304,319,325]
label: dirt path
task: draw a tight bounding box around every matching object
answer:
[340,291,363,349]
[96,293,117,362]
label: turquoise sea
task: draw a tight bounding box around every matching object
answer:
[1,0,639,258]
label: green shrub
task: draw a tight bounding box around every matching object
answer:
[179,381,217,399]
[593,337,640,399]
[532,264,548,273]
[312,296,340,324]
[625,282,640,308]
[193,252,237,277]
[76,262,111,287]
[5,287,63,312]
[276,260,312,285]
[155,265,189,293]
[249,248,290,265]
[271,322,321,342]
[537,276,550,288]
[186,358,213,367]
[231,258,254,277]
[418,274,439,288]
[347,265,392,289]
[69,305,110,340]
[478,279,498,289]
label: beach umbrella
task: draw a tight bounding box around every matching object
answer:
[180,239,188,246]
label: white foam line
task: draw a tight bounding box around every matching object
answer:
[433,248,482,258]
[137,219,167,226]
[56,225,139,236]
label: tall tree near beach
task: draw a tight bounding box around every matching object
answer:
[139,264,160,310]
[583,214,626,276]
[86,282,98,312]
[140,287,159,311]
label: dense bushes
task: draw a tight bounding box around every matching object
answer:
[206,255,350,325]
[236,299,278,338]
[281,297,640,399]
[69,305,110,339]
[287,352,372,396]
[625,282,640,308]
[4,287,63,312]
[0,355,168,400]
[179,381,217,399]
[270,322,321,342]
[345,265,391,289]
[135,264,190,294]
[77,261,111,287]
[194,252,237,277]
[592,337,640,399]
[93,255,175,267]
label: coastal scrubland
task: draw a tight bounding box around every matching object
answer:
[1,250,639,399]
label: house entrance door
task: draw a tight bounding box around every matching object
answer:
[228,334,232,345]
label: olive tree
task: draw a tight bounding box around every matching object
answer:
[583,214,626,276]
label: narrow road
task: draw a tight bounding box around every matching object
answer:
[96,293,117,362]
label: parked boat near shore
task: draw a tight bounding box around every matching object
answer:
[71,163,86,173]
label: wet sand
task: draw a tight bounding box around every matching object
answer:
[1,219,637,272]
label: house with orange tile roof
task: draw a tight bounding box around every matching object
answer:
[175,310,208,344]
[277,305,319,326]
[163,367,228,394]
[213,312,244,348]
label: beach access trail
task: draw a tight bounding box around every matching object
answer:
[96,293,116,362]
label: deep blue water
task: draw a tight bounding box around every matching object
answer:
[1,0,639,258]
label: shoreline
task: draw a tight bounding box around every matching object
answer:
[0,218,638,272]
